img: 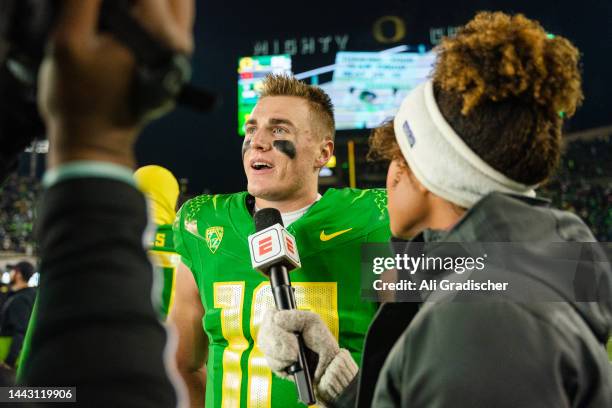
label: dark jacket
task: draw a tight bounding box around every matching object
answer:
[0,286,36,366]
[336,193,612,408]
[18,177,177,407]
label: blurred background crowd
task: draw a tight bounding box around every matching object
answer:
[0,175,39,256]
[0,131,610,256]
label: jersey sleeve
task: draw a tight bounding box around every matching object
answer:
[173,200,195,271]
[365,188,390,243]
[173,196,216,289]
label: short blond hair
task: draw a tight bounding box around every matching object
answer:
[260,74,335,140]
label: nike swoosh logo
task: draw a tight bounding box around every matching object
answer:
[320,228,353,241]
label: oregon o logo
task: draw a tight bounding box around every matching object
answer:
[373,16,406,44]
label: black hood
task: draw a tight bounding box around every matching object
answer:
[405,192,612,343]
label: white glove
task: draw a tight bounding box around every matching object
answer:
[258,309,358,403]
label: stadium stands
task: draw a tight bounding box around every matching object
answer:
[0,174,39,255]
[541,133,611,242]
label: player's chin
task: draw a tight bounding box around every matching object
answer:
[247,181,279,200]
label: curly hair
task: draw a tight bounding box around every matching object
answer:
[369,11,584,185]
[434,12,582,118]
[368,119,404,165]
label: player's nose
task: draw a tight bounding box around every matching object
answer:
[250,129,272,151]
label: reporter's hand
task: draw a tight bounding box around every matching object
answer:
[258,309,358,404]
[39,0,194,169]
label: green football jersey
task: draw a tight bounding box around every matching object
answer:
[149,224,180,319]
[174,188,390,408]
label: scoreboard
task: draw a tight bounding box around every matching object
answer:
[237,55,292,135]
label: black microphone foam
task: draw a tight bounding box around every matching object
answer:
[254,208,284,232]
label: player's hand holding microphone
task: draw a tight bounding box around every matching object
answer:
[249,208,358,406]
[260,309,358,404]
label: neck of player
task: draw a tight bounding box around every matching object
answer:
[255,190,319,214]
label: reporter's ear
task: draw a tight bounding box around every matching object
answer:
[406,169,428,194]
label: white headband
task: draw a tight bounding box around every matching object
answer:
[393,80,537,208]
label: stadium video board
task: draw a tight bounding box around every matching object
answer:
[237,50,435,135]
[237,55,292,135]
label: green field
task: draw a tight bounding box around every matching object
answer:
[608,338,612,361]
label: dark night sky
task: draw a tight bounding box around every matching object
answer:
[134,0,612,194]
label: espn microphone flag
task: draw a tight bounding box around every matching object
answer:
[249,208,317,405]
[249,224,301,272]
[249,208,316,406]
[259,236,273,256]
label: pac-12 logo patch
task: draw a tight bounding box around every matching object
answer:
[205,226,224,254]
[403,120,416,148]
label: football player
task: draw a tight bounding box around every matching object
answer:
[170,74,390,407]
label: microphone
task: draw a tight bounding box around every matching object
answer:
[248,208,316,406]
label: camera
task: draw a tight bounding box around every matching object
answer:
[0,0,209,181]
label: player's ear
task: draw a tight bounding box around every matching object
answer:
[315,138,334,169]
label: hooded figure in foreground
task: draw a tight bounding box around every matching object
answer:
[258,11,612,407]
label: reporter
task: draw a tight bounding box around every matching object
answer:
[17,1,194,406]
[259,11,612,408]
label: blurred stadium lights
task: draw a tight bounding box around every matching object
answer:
[24,140,48,154]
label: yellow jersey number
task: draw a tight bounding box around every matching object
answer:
[213,282,339,408]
